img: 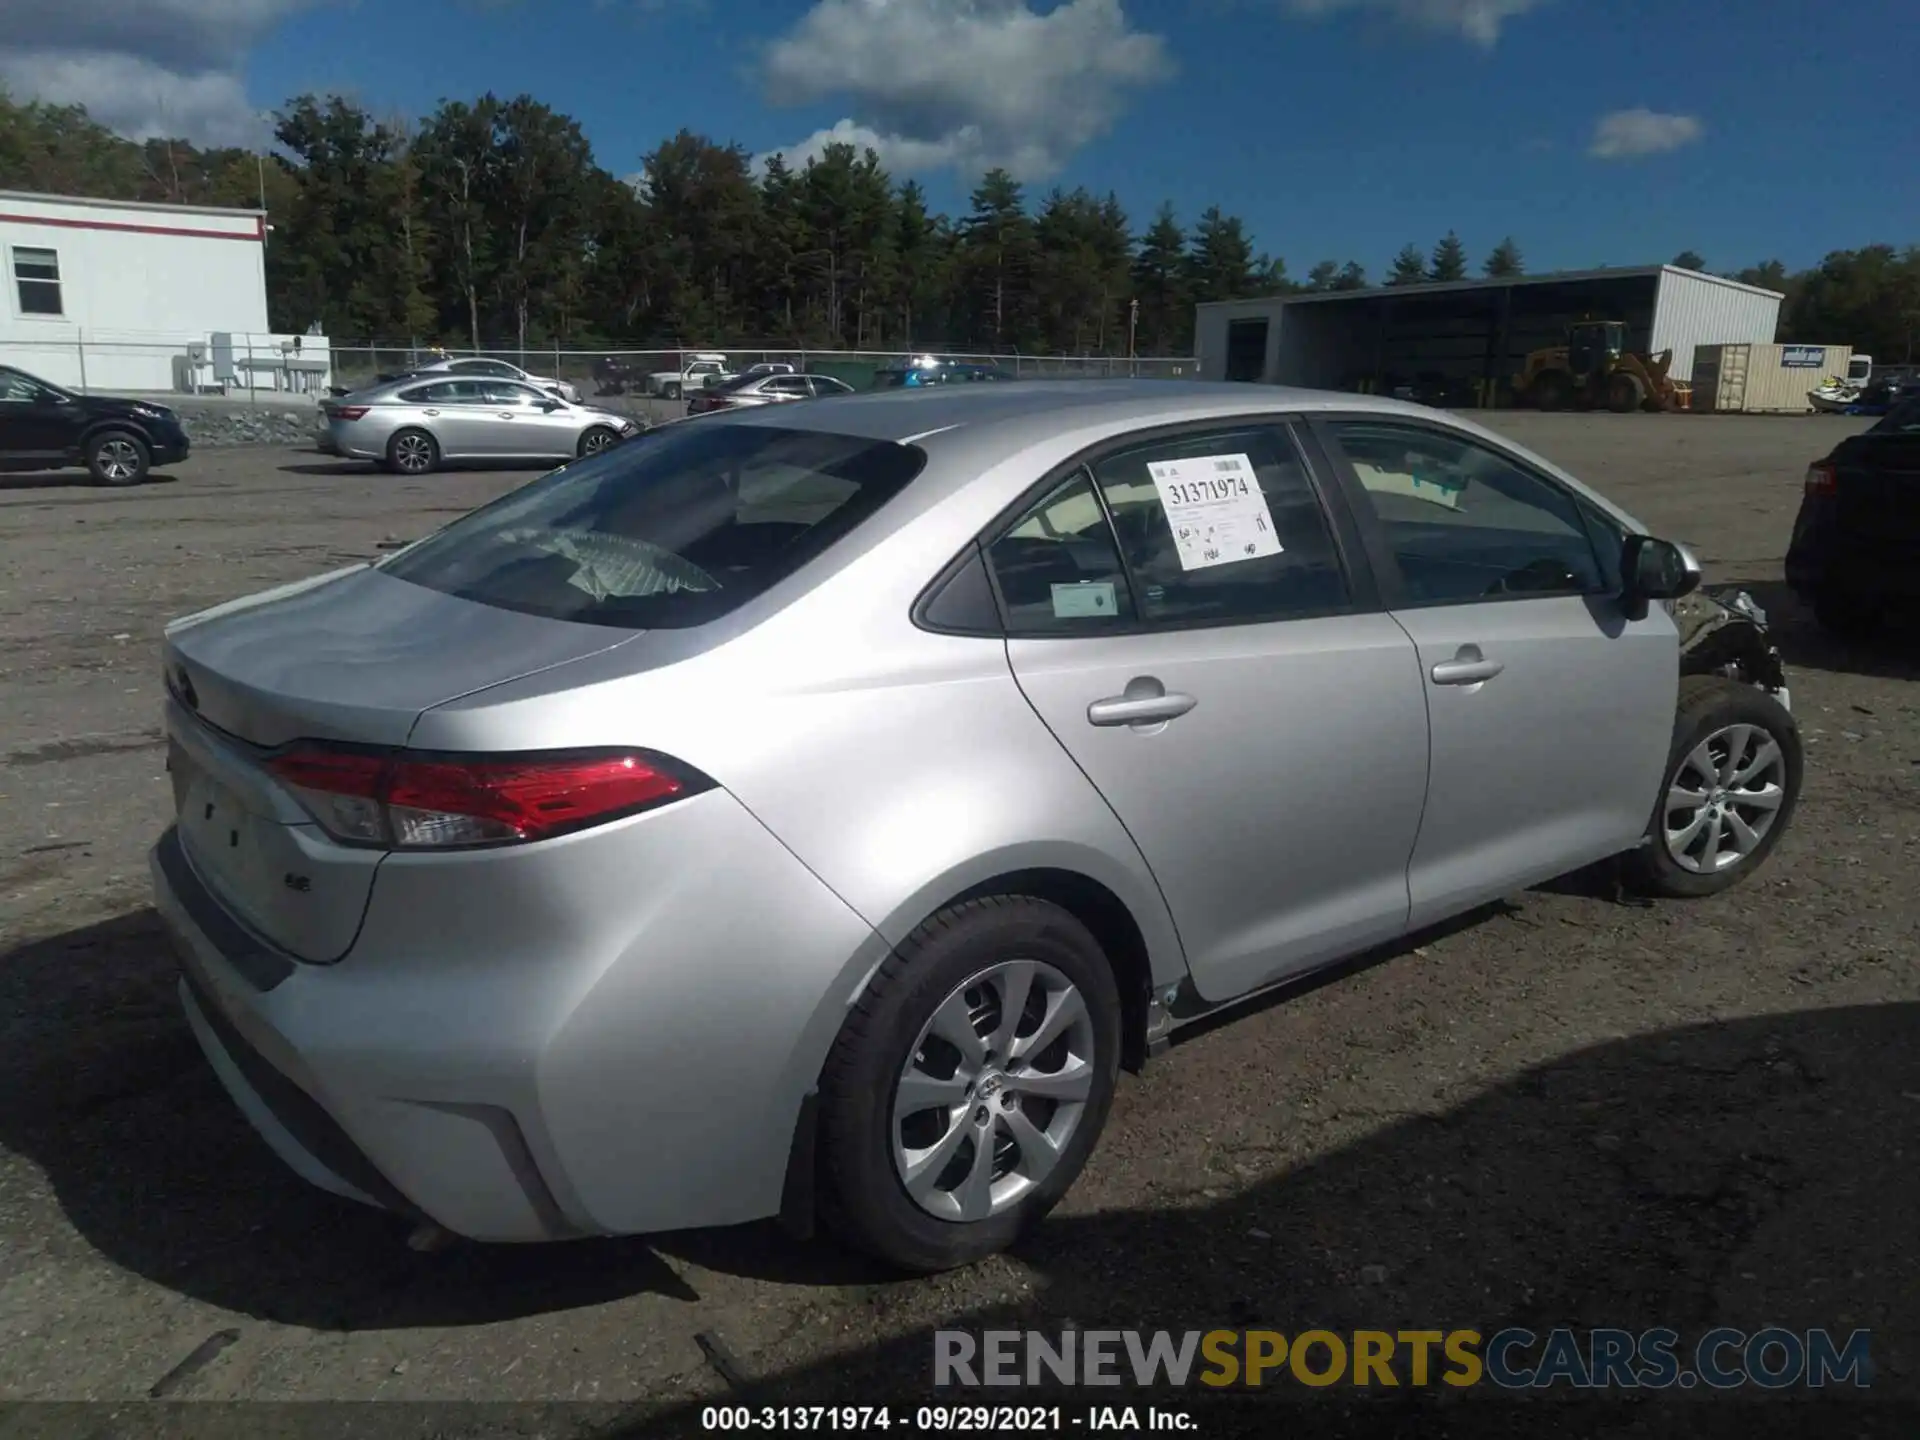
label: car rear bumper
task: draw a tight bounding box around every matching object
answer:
[323,423,384,461]
[1786,538,1920,600]
[149,788,887,1243]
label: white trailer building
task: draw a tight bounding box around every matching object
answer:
[1194,265,1784,406]
[0,190,331,394]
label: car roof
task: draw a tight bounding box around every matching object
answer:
[723,379,1426,442]
[711,379,1644,530]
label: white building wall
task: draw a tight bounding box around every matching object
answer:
[1650,267,1782,384]
[0,191,289,391]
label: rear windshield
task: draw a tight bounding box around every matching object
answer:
[378,423,926,629]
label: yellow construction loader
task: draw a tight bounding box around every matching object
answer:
[1512,320,1690,412]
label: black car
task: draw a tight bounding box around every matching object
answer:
[1786,398,1920,634]
[0,364,191,485]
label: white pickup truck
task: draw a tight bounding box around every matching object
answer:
[645,353,732,400]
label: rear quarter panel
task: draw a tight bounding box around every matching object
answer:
[404,448,1192,1083]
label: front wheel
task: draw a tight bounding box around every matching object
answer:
[87,430,150,486]
[664,382,683,401]
[817,896,1122,1273]
[1622,676,1803,899]
[577,425,619,458]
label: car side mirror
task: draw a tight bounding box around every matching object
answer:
[539,398,563,411]
[1620,534,1700,620]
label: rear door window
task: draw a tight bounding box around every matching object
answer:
[379,424,926,628]
[1087,425,1350,624]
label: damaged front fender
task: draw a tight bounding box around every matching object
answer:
[1673,586,1789,701]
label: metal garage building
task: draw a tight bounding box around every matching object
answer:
[1194,265,1783,407]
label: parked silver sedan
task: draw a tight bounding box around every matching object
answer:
[405,356,582,403]
[321,376,640,473]
[152,381,1801,1273]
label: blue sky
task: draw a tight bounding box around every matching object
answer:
[6,0,1910,280]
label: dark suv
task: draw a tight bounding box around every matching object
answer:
[1787,399,1920,633]
[0,365,191,485]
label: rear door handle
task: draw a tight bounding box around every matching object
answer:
[422,408,440,416]
[1087,685,1197,727]
[1430,645,1504,686]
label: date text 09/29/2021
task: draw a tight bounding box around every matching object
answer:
[700,1406,1191,1432]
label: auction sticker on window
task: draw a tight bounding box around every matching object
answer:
[1147,453,1283,570]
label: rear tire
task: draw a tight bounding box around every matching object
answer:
[1622,676,1802,899]
[1531,372,1571,411]
[86,429,150,486]
[817,896,1122,1273]
[386,428,440,476]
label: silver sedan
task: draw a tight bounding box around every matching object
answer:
[321,376,641,473]
[405,356,582,403]
[152,381,1800,1273]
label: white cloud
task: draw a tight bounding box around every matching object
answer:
[1282,0,1548,46]
[755,0,1173,181]
[1589,107,1705,160]
[0,0,324,147]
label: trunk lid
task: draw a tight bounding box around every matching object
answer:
[162,564,636,962]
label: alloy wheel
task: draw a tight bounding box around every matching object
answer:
[393,433,434,474]
[97,438,142,482]
[891,959,1097,1223]
[581,428,614,454]
[1663,722,1788,874]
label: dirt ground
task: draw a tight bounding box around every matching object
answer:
[1,413,1917,1438]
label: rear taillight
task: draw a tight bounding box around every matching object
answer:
[1805,461,1837,495]
[265,745,709,849]
[331,406,370,421]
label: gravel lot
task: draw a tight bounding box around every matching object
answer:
[1,413,1916,1437]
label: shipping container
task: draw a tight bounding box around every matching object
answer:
[1691,342,1854,414]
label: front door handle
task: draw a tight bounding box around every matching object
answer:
[1087,679,1197,727]
[422,408,440,416]
[1430,645,1504,686]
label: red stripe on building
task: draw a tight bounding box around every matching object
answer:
[0,211,264,242]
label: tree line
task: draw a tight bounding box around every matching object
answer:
[1,91,1915,362]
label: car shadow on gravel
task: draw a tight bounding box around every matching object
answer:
[620,1002,1919,1439]
[0,909,695,1332]
[0,472,179,491]
[1726,580,1920,683]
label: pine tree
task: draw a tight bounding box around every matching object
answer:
[1483,237,1525,277]
[1387,245,1427,285]
[1429,230,1469,282]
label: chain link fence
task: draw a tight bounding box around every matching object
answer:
[326,345,1199,396]
[0,335,334,401]
[0,335,1198,401]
